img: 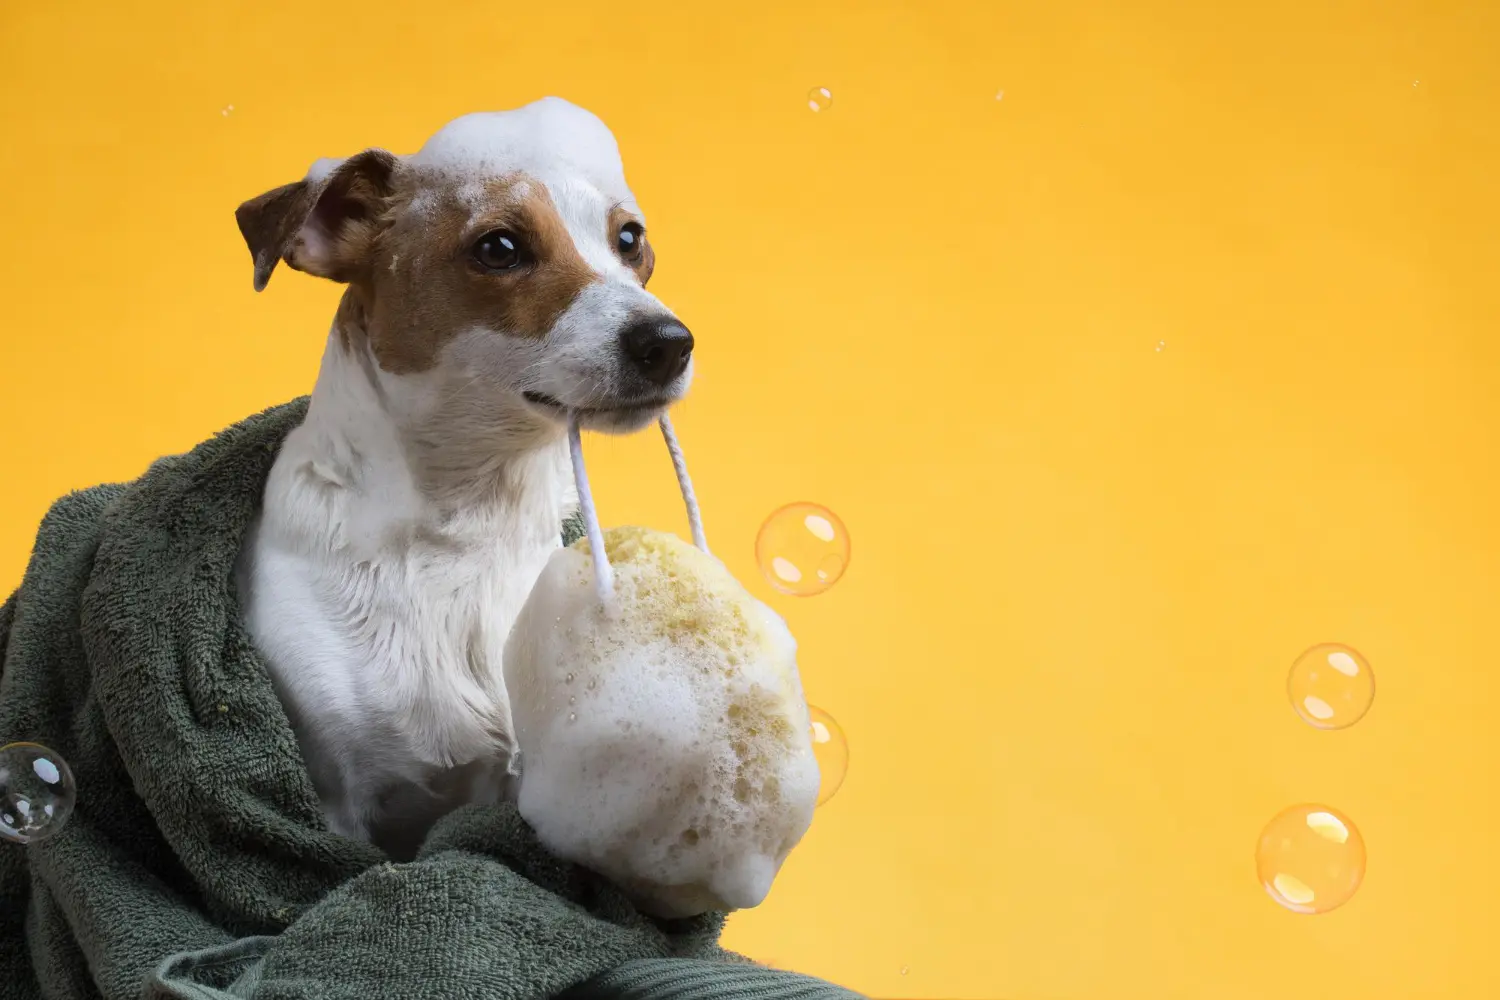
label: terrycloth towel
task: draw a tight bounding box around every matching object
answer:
[0,400,863,1000]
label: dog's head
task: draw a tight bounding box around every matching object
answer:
[236,97,690,434]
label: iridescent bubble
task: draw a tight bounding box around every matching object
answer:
[1287,643,1375,730]
[807,706,848,806]
[807,87,833,113]
[1256,803,1366,914]
[756,502,850,597]
[0,742,78,845]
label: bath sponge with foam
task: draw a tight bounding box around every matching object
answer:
[502,419,820,919]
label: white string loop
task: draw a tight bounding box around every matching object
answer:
[567,416,614,606]
[659,414,708,554]
[567,411,711,608]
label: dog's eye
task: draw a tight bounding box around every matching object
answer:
[472,230,527,271]
[617,221,645,257]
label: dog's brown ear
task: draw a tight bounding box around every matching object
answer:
[235,148,399,292]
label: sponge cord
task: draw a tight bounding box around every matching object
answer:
[567,414,614,606]
[659,414,708,554]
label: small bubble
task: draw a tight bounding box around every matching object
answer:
[757,503,851,597]
[807,706,849,806]
[1287,643,1375,730]
[1256,803,1366,914]
[900,966,910,976]
[565,673,574,684]
[1155,340,1166,352]
[995,89,1005,101]
[807,87,833,113]
[220,104,234,117]
[1,743,77,845]
[568,713,577,723]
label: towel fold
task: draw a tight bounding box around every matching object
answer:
[0,399,862,1000]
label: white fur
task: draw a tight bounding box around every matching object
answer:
[236,98,689,856]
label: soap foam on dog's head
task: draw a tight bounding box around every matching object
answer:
[504,527,819,916]
[408,98,634,217]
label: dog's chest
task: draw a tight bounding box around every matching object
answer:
[244,525,561,843]
[353,555,527,753]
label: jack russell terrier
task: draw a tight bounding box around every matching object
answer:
[232,97,693,861]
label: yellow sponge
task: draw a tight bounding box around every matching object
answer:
[504,525,819,918]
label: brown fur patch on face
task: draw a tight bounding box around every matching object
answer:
[608,204,654,286]
[360,175,600,375]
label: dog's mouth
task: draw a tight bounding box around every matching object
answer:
[522,391,674,430]
[521,391,568,412]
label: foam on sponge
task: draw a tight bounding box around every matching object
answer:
[503,525,819,918]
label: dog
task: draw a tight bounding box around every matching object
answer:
[232,97,693,860]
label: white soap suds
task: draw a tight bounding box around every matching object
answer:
[504,526,819,918]
[304,156,345,185]
[409,97,638,217]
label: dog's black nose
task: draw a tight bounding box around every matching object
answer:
[620,318,694,387]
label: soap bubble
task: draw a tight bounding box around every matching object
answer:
[808,706,848,805]
[1287,643,1374,730]
[756,502,850,597]
[1256,803,1366,914]
[807,87,833,112]
[0,743,77,845]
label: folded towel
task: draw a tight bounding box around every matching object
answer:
[0,400,863,1000]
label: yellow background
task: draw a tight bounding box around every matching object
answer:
[2,2,1497,998]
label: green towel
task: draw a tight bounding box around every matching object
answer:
[0,399,863,1000]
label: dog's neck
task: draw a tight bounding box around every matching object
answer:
[293,291,575,552]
